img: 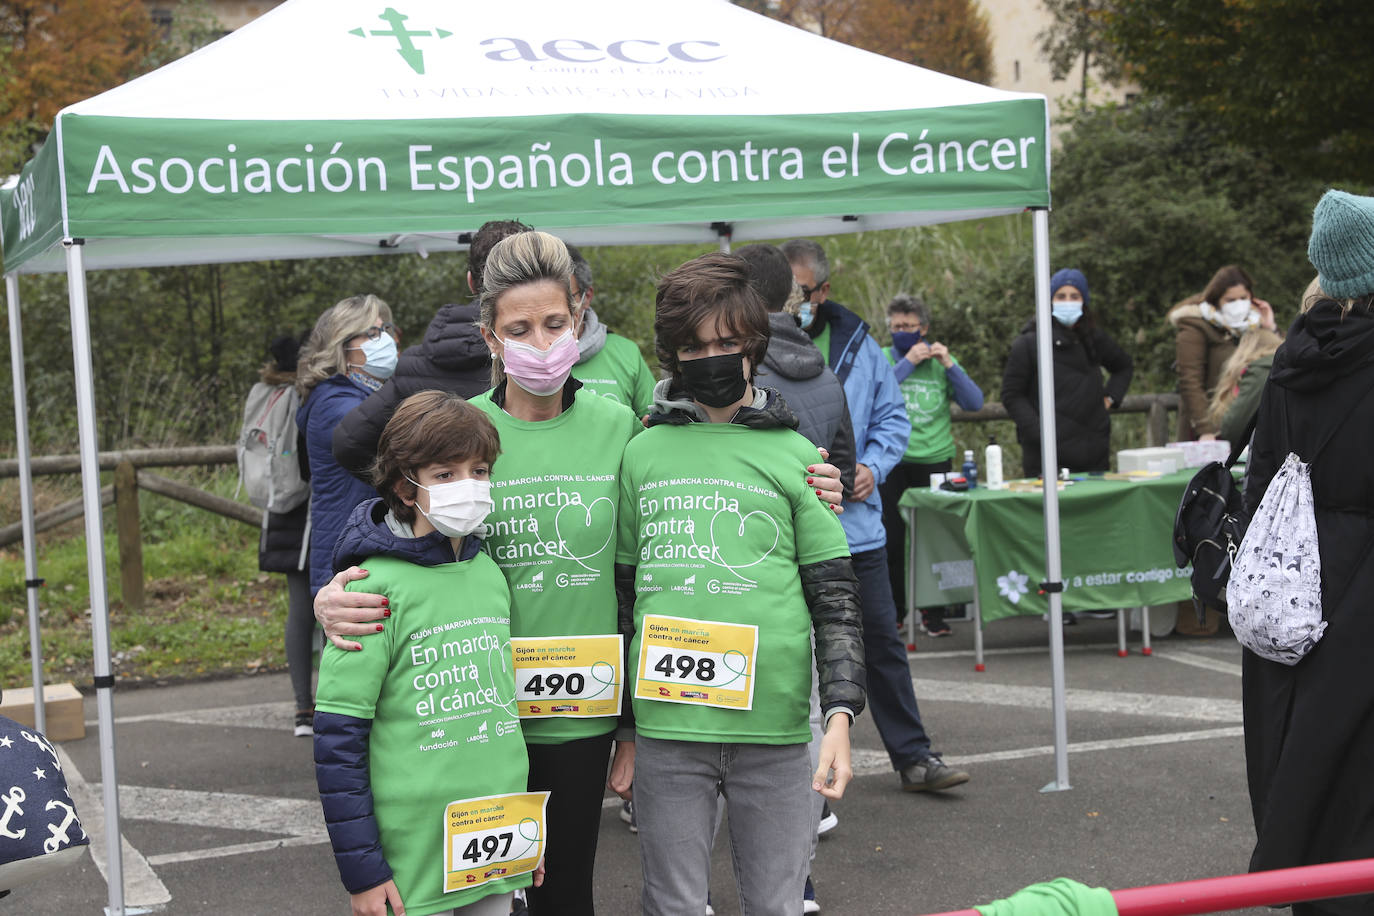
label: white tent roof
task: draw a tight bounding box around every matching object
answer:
[1,0,1049,274]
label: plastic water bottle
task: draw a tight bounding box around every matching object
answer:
[985,436,1003,489]
[962,449,978,489]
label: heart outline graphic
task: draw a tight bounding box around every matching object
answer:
[552,496,616,572]
[699,508,780,584]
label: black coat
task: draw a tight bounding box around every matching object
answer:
[258,502,308,574]
[332,301,491,480]
[1000,318,1133,478]
[1241,302,1374,910]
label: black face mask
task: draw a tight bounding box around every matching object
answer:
[679,353,749,409]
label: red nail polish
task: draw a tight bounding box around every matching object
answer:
[807,477,815,485]
[807,465,816,473]
[815,489,823,496]
[376,624,384,632]
[383,609,391,618]
[381,597,389,606]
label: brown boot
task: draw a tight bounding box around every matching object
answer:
[1173,600,1220,636]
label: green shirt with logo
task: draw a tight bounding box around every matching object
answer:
[571,333,657,418]
[883,346,958,464]
[316,553,527,916]
[616,423,850,744]
[472,388,642,744]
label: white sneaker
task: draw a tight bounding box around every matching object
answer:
[619,799,637,833]
[817,802,838,835]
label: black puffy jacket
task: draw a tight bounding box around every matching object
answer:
[333,301,491,481]
[1000,317,1133,477]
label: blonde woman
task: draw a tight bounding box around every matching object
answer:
[296,295,399,604]
[1207,327,1284,448]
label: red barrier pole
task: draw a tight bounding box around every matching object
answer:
[1111,858,1374,916]
[917,858,1374,916]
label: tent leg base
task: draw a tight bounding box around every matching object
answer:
[1040,780,1072,794]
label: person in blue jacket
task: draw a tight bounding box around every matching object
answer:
[784,238,971,795]
[296,294,399,608]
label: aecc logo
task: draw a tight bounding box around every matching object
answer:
[479,37,724,65]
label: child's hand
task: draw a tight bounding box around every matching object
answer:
[533,857,547,887]
[315,566,390,651]
[350,879,405,916]
[608,740,635,799]
[813,715,853,800]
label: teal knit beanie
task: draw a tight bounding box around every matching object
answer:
[1308,189,1374,298]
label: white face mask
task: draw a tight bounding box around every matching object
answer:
[405,476,493,538]
[1220,298,1253,328]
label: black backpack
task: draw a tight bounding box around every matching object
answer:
[1172,422,1254,614]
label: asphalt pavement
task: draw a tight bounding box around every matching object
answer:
[10,613,1276,915]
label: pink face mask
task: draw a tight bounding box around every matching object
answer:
[501,328,578,396]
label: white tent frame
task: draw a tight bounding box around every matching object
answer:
[2,7,1071,914]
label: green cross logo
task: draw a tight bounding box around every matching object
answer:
[349,7,452,76]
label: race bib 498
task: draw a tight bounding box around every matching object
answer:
[635,614,757,710]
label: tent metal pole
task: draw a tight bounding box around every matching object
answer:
[1031,208,1070,792]
[63,239,126,915]
[6,273,45,732]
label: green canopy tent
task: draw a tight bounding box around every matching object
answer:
[1,1,1066,911]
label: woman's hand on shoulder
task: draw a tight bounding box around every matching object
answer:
[808,447,844,514]
[1255,298,1277,332]
[315,567,390,651]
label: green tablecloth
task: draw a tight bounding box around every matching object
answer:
[898,472,1195,623]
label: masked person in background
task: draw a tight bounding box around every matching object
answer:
[296,294,398,601]
[1001,268,1133,479]
[879,294,984,637]
[1167,265,1277,442]
[566,243,658,417]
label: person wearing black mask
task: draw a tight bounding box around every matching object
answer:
[879,294,984,637]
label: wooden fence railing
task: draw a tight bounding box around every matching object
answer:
[1,445,252,611]
[0,393,1180,609]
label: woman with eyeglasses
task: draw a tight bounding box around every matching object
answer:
[295,296,402,636]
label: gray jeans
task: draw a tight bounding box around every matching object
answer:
[636,736,812,916]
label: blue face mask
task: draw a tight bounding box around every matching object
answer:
[797,301,815,330]
[1052,301,1083,327]
[890,330,923,355]
[349,333,398,379]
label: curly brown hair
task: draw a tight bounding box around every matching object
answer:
[371,391,502,525]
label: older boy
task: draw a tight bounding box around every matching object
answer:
[615,253,865,916]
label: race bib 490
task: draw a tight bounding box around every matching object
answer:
[510,635,623,719]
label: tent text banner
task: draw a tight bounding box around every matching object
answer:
[5,103,1046,269]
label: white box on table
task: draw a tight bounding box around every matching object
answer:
[1117,447,1187,475]
[1167,440,1231,468]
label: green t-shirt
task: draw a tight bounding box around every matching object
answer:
[883,346,958,464]
[571,333,657,418]
[616,423,850,744]
[315,553,528,916]
[472,388,642,743]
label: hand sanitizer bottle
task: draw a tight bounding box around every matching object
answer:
[985,436,1003,489]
